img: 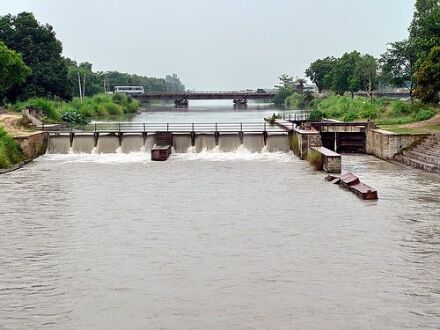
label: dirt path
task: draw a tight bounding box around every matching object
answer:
[402,114,440,128]
[0,113,36,137]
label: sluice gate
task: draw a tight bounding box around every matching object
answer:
[46,122,291,154]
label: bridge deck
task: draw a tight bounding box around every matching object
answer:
[133,91,276,101]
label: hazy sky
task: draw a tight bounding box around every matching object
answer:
[1,0,415,90]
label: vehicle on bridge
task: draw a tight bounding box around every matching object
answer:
[114,86,145,95]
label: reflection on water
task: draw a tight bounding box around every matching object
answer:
[93,100,292,123]
[0,151,439,329]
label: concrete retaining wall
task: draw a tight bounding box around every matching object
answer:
[292,128,322,159]
[14,132,48,160]
[366,129,428,160]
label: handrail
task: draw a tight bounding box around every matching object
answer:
[41,121,308,134]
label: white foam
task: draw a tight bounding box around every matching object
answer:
[41,152,149,164]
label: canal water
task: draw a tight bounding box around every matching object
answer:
[1,103,440,329]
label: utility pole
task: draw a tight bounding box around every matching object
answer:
[77,72,83,102]
[82,74,86,99]
[103,79,107,93]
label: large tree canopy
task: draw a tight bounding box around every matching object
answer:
[0,12,69,100]
[305,57,337,93]
[0,42,31,101]
[414,46,440,103]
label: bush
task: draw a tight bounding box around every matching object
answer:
[307,149,323,170]
[391,101,411,116]
[0,127,23,168]
[414,108,436,121]
[61,109,88,125]
[309,109,324,121]
[16,98,62,122]
[342,111,358,122]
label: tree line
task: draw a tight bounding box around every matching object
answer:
[0,12,185,104]
[304,0,439,103]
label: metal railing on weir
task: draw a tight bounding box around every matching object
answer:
[42,122,293,134]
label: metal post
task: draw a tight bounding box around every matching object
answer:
[240,122,243,132]
[118,123,121,133]
[167,123,169,132]
[192,123,194,132]
[143,123,146,133]
[94,123,97,133]
[264,121,267,132]
[215,123,218,132]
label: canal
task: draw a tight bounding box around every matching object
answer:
[0,102,439,329]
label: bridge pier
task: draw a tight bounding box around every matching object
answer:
[175,98,189,107]
[233,97,248,105]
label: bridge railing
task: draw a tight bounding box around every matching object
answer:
[43,121,295,133]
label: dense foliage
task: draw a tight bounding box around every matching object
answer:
[0,42,31,103]
[13,93,140,124]
[310,96,437,124]
[0,12,69,101]
[66,60,185,98]
[0,127,23,168]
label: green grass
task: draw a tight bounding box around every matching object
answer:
[380,125,440,134]
[0,127,23,169]
[307,149,323,170]
[311,96,438,125]
[12,93,140,124]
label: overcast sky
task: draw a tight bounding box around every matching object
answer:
[1,0,414,90]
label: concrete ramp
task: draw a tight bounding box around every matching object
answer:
[97,135,120,153]
[47,135,70,154]
[72,135,95,153]
[243,134,265,152]
[121,134,144,153]
[195,134,216,152]
[219,134,241,152]
[173,134,192,153]
[266,134,290,152]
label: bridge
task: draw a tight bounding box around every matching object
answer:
[132,91,277,106]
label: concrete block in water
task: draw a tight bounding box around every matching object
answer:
[47,135,70,154]
[121,134,144,153]
[173,134,192,153]
[218,134,241,152]
[266,134,290,152]
[72,134,95,153]
[97,135,120,153]
[195,134,216,152]
[243,134,265,152]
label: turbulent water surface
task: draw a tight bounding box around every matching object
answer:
[1,105,440,329]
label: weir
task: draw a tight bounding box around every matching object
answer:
[47,132,291,154]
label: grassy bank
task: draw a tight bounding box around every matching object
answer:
[11,93,140,125]
[308,96,438,125]
[0,127,23,169]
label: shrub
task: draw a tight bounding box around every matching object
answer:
[61,109,88,125]
[290,134,300,155]
[309,108,324,121]
[391,100,411,116]
[342,111,358,122]
[16,98,61,122]
[0,127,23,168]
[307,149,323,170]
[414,108,436,121]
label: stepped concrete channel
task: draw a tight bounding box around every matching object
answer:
[394,134,440,173]
[47,132,291,154]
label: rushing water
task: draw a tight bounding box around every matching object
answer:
[1,105,440,329]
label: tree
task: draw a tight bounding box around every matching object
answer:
[409,0,440,62]
[273,74,295,104]
[0,12,69,100]
[294,78,307,94]
[165,74,185,92]
[414,46,440,103]
[356,55,378,100]
[330,51,362,97]
[0,42,31,102]
[305,57,337,92]
[380,40,417,98]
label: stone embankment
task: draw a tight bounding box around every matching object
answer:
[394,134,440,173]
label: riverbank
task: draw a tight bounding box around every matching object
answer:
[0,113,47,171]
